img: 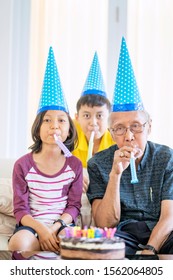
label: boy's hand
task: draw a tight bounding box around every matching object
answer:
[83,175,89,192]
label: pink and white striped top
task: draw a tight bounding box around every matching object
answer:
[12,153,83,225]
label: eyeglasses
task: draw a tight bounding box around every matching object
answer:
[109,121,148,136]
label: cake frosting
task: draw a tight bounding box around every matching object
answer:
[59,226,125,260]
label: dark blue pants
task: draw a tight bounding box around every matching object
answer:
[115,221,173,255]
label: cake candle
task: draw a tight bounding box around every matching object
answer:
[110,227,116,238]
[95,228,102,238]
[106,228,112,238]
[82,228,88,237]
[64,227,71,238]
[76,228,82,238]
[103,227,107,237]
[87,228,94,238]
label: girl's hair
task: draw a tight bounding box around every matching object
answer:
[29,111,78,153]
[76,94,111,113]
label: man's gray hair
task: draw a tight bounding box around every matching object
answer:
[108,110,152,128]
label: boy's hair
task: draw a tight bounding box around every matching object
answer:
[29,111,78,153]
[76,94,111,113]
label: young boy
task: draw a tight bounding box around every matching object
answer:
[73,94,114,170]
[73,52,114,186]
[72,52,114,226]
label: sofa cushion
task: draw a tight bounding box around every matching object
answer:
[0,235,10,250]
[0,213,16,237]
[0,178,14,216]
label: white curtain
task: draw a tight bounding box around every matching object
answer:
[0,0,30,158]
[127,0,173,147]
[28,0,173,148]
[1,0,173,159]
[27,0,109,147]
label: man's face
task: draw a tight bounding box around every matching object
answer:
[75,104,110,142]
[109,111,151,153]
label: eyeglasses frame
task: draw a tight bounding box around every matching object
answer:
[109,121,148,136]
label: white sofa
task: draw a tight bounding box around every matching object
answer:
[0,158,16,250]
[0,159,93,250]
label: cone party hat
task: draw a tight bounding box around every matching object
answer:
[112,37,144,112]
[37,47,69,114]
[81,52,107,97]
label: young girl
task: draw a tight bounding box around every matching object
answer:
[8,47,83,252]
[8,109,82,252]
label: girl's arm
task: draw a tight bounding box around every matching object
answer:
[63,158,83,222]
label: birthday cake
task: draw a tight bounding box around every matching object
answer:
[60,227,125,260]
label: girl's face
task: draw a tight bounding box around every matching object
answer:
[40,110,70,145]
[75,104,109,142]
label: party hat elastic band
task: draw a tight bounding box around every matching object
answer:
[37,46,69,114]
[82,52,107,97]
[112,37,144,112]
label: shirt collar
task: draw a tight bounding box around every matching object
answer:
[138,142,149,170]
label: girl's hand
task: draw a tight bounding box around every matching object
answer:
[37,225,60,252]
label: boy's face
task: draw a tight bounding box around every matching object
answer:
[75,104,109,142]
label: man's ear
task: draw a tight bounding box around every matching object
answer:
[148,119,152,134]
[75,113,78,121]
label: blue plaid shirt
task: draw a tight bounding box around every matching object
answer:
[87,141,173,231]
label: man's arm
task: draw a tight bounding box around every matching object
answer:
[92,172,121,228]
[142,200,173,254]
[89,146,136,228]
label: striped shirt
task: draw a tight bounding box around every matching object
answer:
[13,153,83,225]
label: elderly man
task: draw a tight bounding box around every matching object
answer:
[87,37,173,255]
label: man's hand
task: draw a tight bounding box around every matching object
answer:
[111,146,143,175]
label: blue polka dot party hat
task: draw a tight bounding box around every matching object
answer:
[112,37,144,112]
[37,46,69,114]
[81,52,107,97]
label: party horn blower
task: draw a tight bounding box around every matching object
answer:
[130,152,138,184]
[87,131,95,161]
[54,134,72,157]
